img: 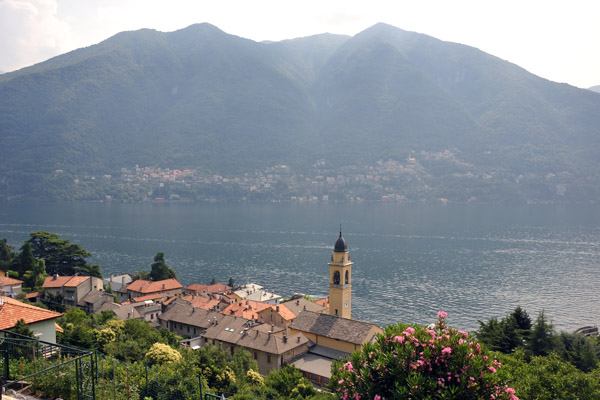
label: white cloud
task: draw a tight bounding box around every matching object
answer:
[0,0,73,72]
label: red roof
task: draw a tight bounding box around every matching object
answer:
[186,295,221,311]
[25,291,44,299]
[222,300,272,320]
[315,296,329,309]
[0,277,23,286]
[132,293,163,303]
[126,279,182,294]
[0,297,62,330]
[42,275,89,288]
[185,283,232,294]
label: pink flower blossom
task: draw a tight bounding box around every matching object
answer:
[442,347,452,355]
[437,311,448,319]
[489,366,497,373]
[403,327,415,336]
[374,396,382,400]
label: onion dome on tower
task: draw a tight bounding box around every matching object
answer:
[334,230,348,253]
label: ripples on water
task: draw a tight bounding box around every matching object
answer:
[1,203,599,333]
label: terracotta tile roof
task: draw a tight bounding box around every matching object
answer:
[126,279,182,294]
[185,283,209,293]
[132,293,163,303]
[0,297,62,330]
[315,297,329,308]
[289,310,382,345]
[259,304,296,321]
[162,296,178,306]
[222,300,272,321]
[185,283,232,294]
[42,275,89,288]
[0,277,23,286]
[25,291,44,299]
[64,276,91,287]
[187,296,221,311]
[43,275,74,288]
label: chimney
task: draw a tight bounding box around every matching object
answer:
[296,300,300,306]
[53,274,58,280]
[110,274,114,281]
[162,284,166,289]
[276,305,279,312]
[122,276,126,285]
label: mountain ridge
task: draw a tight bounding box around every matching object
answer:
[1,23,599,203]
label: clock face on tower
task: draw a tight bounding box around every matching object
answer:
[344,300,349,308]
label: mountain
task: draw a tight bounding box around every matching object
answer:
[590,85,600,93]
[1,23,599,203]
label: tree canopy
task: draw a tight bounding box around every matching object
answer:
[150,252,176,281]
[26,231,100,277]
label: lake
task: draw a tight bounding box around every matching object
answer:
[1,201,599,333]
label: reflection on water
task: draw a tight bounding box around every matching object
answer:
[1,202,599,332]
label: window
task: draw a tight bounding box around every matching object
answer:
[345,270,349,284]
[267,355,271,364]
[253,352,258,360]
[333,271,340,285]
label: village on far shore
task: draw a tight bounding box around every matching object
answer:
[0,231,382,387]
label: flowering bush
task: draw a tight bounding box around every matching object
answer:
[144,342,182,365]
[331,312,518,400]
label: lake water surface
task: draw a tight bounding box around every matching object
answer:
[1,202,599,333]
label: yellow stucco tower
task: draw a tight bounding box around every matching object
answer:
[329,229,352,319]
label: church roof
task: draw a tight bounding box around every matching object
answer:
[289,310,381,345]
[334,231,348,253]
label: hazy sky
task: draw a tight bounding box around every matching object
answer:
[1,0,599,88]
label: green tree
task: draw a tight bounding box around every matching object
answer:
[264,365,308,399]
[0,238,15,270]
[27,231,94,276]
[497,350,600,400]
[558,332,598,372]
[150,252,176,281]
[23,258,46,288]
[228,276,235,288]
[14,318,34,337]
[14,241,36,278]
[529,311,557,356]
[231,347,259,382]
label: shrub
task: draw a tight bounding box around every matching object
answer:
[145,343,182,365]
[331,311,518,400]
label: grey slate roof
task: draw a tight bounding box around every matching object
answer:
[158,302,226,329]
[289,310,381,345]
[203,314,309,355]
[292,352,335,379]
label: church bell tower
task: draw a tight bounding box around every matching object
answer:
[329,229,352,319]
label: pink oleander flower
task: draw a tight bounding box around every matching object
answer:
[489,366,497,373]
[403,327,415,335]
[442,347,452,355]
[374,395,382,400]
[437,311,448,319]
[393,335,405,344]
